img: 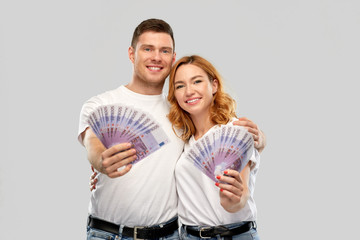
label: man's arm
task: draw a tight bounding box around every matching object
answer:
[81,128,137,178]
[233,117,266,153]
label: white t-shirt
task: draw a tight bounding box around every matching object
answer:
[78,85,184,226]
[175,120,260,226]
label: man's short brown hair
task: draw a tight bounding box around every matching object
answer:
[131,18,175,51]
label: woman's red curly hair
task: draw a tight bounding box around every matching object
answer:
[167,55,237,141]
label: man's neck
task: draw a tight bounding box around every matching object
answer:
[125,81,164,95]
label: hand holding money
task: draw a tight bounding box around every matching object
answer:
[100,142,137,178]
[185,125,254,182]
[89,142,137,189]
[87,104,170,167]
[215,167,250,213]
[83,127,138,178]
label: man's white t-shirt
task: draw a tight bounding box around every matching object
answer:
[78,85,184,226]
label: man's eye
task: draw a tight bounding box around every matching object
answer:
[144,48,151,51]
[162,50,169,54]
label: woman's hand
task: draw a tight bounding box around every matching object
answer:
[215,166,250,213]
[89,166,98,191]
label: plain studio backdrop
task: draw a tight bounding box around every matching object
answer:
[1,0,359,239]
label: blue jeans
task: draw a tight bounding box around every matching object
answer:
[180,222,260,240]
[86,217,180,240]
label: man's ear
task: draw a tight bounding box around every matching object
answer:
[128,46,135,63]
[172,52,176,65]
[212,79,218,95]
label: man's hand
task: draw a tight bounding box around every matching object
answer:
[82,128,137,178]
[100,142,137,178]
[233,117,266,153]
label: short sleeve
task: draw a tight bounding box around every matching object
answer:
[248,149,260,172]
[77,96,104,145]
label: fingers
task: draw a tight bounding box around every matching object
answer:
[90,170,97,180]
[219,188,241,204]
[255,130,266,152]
[237,117,250,122]
[90,177,98,191]
[108,164,133,178]
[102,142,133,159]
[101,142,137,177]
[233,117,257,129]
[104,154,137,178]
[89,170,98,191]
[215,170,244,196]
[233,117,258,132]
[233,117,260,146]
[103,148,137,170]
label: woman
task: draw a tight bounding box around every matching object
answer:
[167,55,261,240]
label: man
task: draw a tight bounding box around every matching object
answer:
[78,18,266,240]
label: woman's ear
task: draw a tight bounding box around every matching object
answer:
[212,79,218,95]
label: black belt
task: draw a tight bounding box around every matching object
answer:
[88,215,178,239]
[185,221,255,239]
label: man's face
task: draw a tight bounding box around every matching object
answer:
[129,31,176,87]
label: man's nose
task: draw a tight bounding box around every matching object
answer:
[151,50,162,62]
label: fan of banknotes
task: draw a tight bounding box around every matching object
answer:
[185,125,254,182]
[87,104,170,165]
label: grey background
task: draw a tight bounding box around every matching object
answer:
[1,0,359,239]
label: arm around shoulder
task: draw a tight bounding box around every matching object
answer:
[232,117,267,153]
[256,129,266,153]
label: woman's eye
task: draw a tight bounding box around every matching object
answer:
[194,80,202,84]
[175,85,184,89]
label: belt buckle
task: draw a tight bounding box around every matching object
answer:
[199,227,212,239]
[133,226,144,240]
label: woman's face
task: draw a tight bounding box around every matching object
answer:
[173,64,218,118]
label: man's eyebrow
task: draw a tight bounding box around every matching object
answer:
[140,44,154,48]
[140,44,173,51]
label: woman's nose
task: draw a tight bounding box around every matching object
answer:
[185,85,194,96]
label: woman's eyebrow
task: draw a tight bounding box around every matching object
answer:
[175,75,204,84]
[174,80,185,84]
[190,75,204,80]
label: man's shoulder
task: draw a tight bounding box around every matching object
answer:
[85,86,124,104]
[95,86,123,98]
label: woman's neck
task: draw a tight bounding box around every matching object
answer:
[191,113,216,140]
